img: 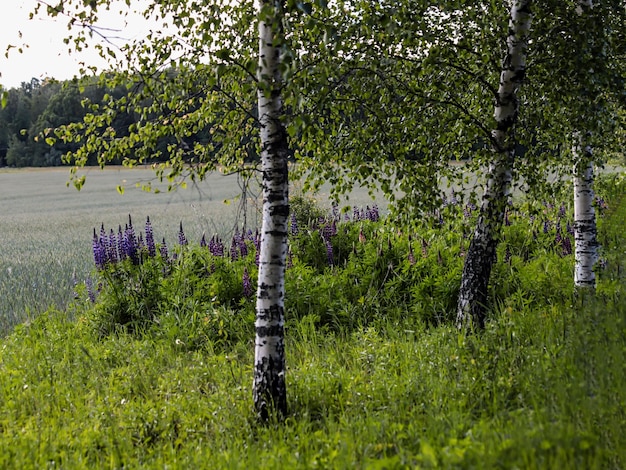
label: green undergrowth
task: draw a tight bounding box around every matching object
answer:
[0,174,624,468]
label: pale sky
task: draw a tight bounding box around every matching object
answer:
[1,0,153,89]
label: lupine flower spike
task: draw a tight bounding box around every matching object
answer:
[178,222,188,246]
[290,213,298,236]
[145,216,156,258]
[243,267,253,298]
[92,228,106,270]
[160,237,169,261]
[325,239,334,266]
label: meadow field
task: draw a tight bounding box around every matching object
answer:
[0,166,381,334]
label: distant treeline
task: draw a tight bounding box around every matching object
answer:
[0,76,219,168]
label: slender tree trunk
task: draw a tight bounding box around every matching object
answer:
[573,143,597,289]
[456,0,533,329]
[573,0,598,290]
[253,0,289,421]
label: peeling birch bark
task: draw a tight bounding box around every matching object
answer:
[457,0,533,329]
[573,146,598,289]
[253,0,289,421]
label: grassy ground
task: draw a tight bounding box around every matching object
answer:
[0,167,380,334]
[0,170,624,468]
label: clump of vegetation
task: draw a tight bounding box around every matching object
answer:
[84,189,587,342]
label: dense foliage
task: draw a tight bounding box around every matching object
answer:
[0,76,223,169]
[83,193,584,340]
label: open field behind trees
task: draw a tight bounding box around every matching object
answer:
[0,167,382,334]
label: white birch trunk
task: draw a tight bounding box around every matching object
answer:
[572,0,598,290]
[573,145,597,288]
[457,0,533,329]
[253,0,289,420]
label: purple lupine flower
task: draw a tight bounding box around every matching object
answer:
[99,223,107,243]
[555,223,563,246]
[408,245,416,265]
[117,225,126,261]
[321,222,333,241]
[325,238,334,266]
[85,276,96,303]
[159,237,169,261]
[145,216,156,258]
[239,234,249,258]
[230,231,240,261]
[126,215,137,248]
[178,222,188,246]
[353,206,361,221]
[108,229,118,264]
[558,204,566,218]
[242,267,253,298]
[124,227,138,264]
[543,220,550,234]
[290,213,298,236]
[92,228,106,270]
[371,204,380,221]
[209,235,224,257]
[504,210,511,226]
[566,222,574,235]
[562,236,572,256]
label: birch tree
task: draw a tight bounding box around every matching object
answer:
[254,0,289,420]
[456,0,533,329]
